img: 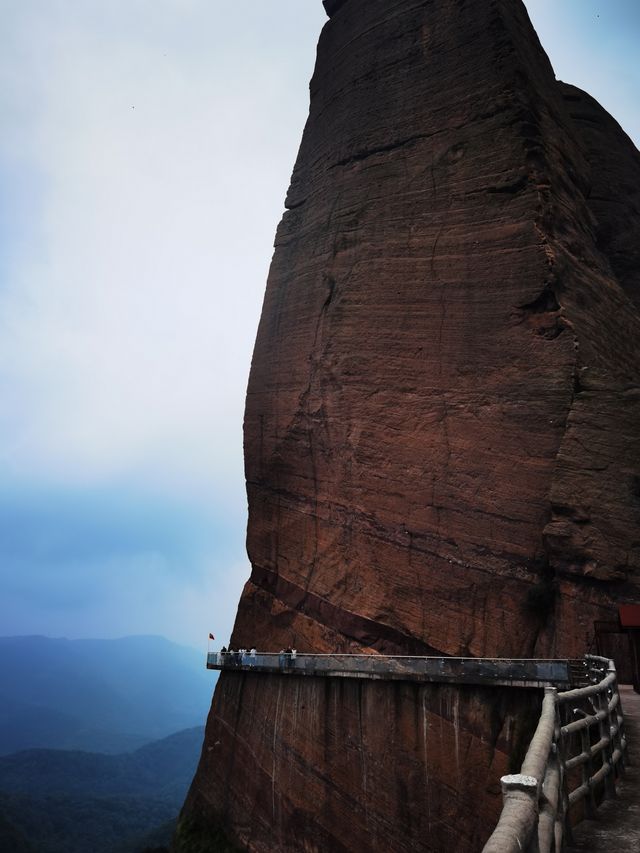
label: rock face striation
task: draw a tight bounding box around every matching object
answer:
[180,0,640,850]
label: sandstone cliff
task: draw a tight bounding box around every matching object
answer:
[234,0,640,661]
[180,676,539,852]
[180,0,640,849]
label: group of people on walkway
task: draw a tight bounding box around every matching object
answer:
[215,646,298,668]
[279,647,297,666]
[219,646,257,666]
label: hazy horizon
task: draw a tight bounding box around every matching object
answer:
[0,630,203,650]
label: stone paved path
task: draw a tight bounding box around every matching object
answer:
[566,685,640,851]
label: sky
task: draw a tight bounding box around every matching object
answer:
[0,1,637,652]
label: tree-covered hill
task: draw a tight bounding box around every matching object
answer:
[0,805,36,853]
[0,727,204,853]
[0,726,204,801]
[0,792,175,853]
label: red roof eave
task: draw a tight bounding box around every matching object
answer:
[619,604,640,629]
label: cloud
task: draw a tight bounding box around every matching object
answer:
[0,1,326,492]
[0,1,326,645]
[0,481,246,646]
[0,0,636,647]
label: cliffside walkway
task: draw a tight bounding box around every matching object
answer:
[209,651,634,850]
[207,651,583,689]
[565,684,640,852]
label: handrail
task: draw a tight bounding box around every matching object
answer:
[482,686,558,851]
[482,657,627,853]
[209,651,580,662]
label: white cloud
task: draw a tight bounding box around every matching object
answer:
[0,1,325,494]
[0,0,326,644]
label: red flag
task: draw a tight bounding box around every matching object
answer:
[208,633,215,640]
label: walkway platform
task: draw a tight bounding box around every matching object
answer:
[207,652,578,688]
[566,685,640,851]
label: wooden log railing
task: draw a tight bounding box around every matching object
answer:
[483,655,627,853]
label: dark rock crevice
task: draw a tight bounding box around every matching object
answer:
[330,132,435,169]
[249,563,447,657]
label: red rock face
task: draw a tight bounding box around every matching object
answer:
[547,81,640,647]
[180,0,640,849]
[559,82,640,312]
[182,675,539,853]
[235,0,640,660]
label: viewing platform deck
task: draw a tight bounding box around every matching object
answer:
[207,651,583,689]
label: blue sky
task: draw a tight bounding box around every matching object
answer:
[0,1,637,650]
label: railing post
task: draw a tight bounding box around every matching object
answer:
[609,661,626,778]
[579,719,596,818]
[482,773,544,853]
[539,747,563,853]
[597,680,616,800]
[554,699,571,848]
[483,686,557,853]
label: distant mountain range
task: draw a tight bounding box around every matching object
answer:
[0,634,216,754]
[0,726,204,801]
[0,727,204,853]
[0,635,215,852]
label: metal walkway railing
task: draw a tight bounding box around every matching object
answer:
[207,651,578,688]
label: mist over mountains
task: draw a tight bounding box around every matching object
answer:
[0,728,205,853]
[0,634,215,754]
[0,635,215,852]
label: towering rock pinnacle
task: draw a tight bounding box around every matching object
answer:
[180,0,640,849]
[236,0,640,660]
